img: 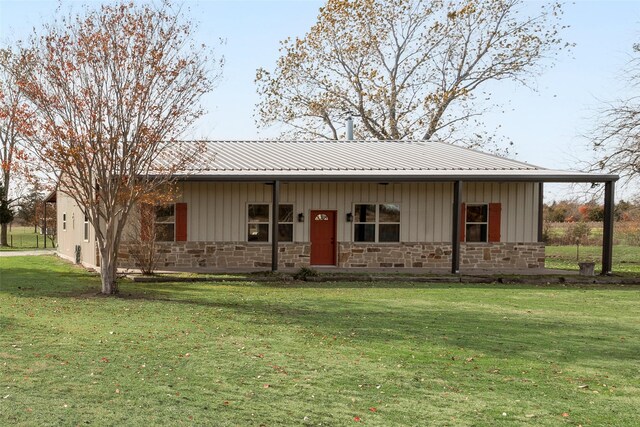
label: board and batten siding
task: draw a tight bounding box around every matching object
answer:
[177,181,539,243]
[463,182,539,243]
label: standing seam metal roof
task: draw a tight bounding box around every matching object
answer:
[152,140,617,182]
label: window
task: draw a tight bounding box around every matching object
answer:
[247,204,294,242]
[353,203,400,242]
[62,213,67,231]
[278,204,294,242]
[466,204,488,242]
[155,205,175,242]
[83,213,89,241]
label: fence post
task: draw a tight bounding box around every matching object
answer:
[37,234,39,248]
[10,235,13,247]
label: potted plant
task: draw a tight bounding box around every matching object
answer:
[575,236,595,276]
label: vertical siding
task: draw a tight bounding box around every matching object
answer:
[176,181,538,243]
[463,182,538,242]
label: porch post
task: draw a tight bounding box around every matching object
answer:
[601,180,614,275]
[451,180,463,274]
[43,200,47,249]
[537,182,544,242]
[271,180,280,272]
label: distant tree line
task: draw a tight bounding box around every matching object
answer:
[544,199,639,223]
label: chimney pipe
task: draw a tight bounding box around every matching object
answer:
[346,115,354,140]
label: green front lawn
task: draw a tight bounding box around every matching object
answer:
[1,256,639,426]
[0,226,51,251]
[545,244,640,273]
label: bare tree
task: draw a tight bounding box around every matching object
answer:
[18,1,222,294]
[591,42,640,187]
[256,0,568,147]
[0,48,32,246]
[126,198,171,276]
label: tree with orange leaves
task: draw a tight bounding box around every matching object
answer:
[256,0,569,149]
[18,1,223,294]
[0,48,33,246]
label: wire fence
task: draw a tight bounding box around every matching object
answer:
[4,231,55,249]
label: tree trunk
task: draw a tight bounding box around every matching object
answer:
[99,247,119,295]
[1,223,8,247]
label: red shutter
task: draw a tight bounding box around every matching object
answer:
[140,204,153,242]
[175,203,187,241]
[459,202,466,242]
[488,202,501,242]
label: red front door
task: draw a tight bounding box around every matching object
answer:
[310,210,337,265]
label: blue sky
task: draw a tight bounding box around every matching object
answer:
[1,0,639,198]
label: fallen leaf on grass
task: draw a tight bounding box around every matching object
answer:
[263,384,270,388]
[353,416,362,422]
[562,412,570,417]
[578,384,589,389]
[369,407,377,412]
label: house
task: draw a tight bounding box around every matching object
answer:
[53,140,618,273]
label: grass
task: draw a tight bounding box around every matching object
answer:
[0,226,51,251]
[1,256,639,426]
[544,221,640,246]
[545,245,640,274]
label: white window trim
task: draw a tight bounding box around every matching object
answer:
[155,203,176,242]
[352,203,401,243]
[246,203,294,243]
[465,203,489,243]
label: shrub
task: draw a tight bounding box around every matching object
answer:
[294,267,319,281]
[566,222,591,244]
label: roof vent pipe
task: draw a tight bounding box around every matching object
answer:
[346,115,354,141]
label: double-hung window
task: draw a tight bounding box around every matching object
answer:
[461,203,501,243]
[465,204,488,242]
[62,213,67,231]
[353,203,400,242]
[155,205,175,242]
[247,204,294,242]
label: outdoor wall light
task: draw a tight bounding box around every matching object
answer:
[298,213,305,222]
[346,212,353,222]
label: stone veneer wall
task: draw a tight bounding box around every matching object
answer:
[118,241,544,270]
[461,243,545,269]
[337,243,453,269]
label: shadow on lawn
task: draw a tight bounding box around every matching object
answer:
[0,266,100,295]
[3,264,639,366]
[112,282,640,365]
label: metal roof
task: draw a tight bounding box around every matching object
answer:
[154,140,617,183]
